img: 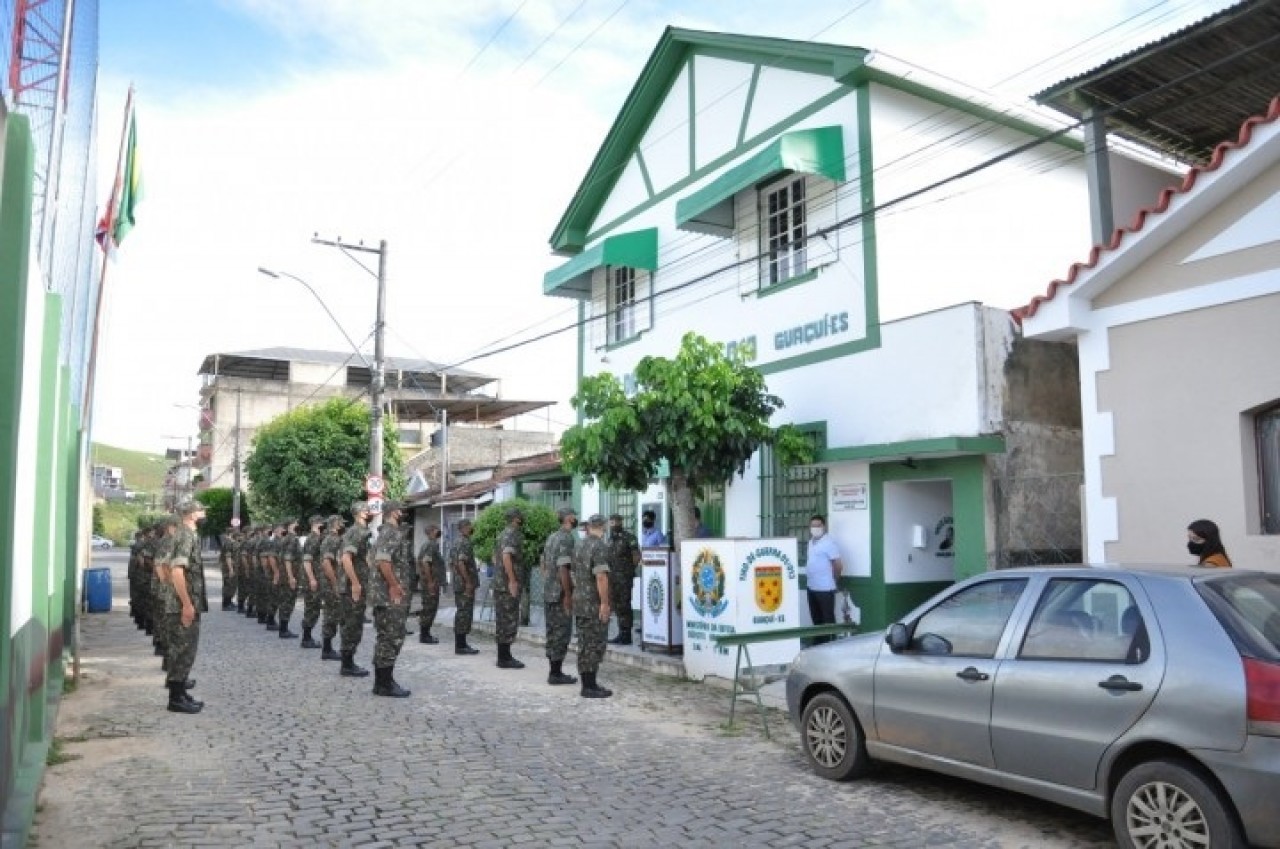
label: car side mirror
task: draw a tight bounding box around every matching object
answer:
[886,623,909,652]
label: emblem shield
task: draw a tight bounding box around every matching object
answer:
[754,564,782,613]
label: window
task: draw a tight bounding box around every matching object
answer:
[761,175,808,287]
[608,266,638,344]
[759,429,826,566]
[1258,405,1280,534]
[1019,578,1145,663]
[911,579,1027,658]
[600,489,639,533]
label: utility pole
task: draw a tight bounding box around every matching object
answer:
[232,388,242,527]
[311,236,388,526]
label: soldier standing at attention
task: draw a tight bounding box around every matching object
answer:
[165,501,206,714]
[318,515,346,661]
[415,523,446,645]
[493,508,526,669]
[298,515,326,649]
[150,518,177,663]
[276,520,301,639]
[338,501,373,678]
[370,502,412,697]
[573,514,613,699]
[261,525,283,632]
[128,530,145,628]
[606,514,641,646]
[541,508,579,686]
[219,528,239,611]
[448,519,481,656]
[239,526,258,617]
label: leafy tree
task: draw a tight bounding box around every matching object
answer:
[244,398,405,520]
[194,487,248,540]
[135,511,169,531]
[562,332,814,545]
[470,497,559,570]
[92,504,105,536]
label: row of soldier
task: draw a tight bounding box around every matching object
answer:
[128,498,644,707]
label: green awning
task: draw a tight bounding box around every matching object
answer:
[675,126,846,237]
[542,228,659,299]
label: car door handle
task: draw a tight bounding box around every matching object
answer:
[1098,675,1143,692]
[956,666,989,682]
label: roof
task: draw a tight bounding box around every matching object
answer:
[1013,93,1280,323]
[410,449,565,507]
[197,347,494,393]
[1035,0,1280,165]
[548,27,868,254]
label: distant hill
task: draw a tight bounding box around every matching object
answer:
[91,442,168,494]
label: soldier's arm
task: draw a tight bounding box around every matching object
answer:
[375,552,403,602]
[501,543,518,584]
[320,554,339,589]
[301,549,317,585]
[631,538,642,568]
[341,547,361,596]
[595,565,611,622]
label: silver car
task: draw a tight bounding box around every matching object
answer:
[786,565,1280,848]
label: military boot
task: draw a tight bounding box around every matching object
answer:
[547,660,577,686]
[496,642,525,670]
[278,619,298,639]
[419,629,439,645]
[300,627,320,649]
[372,666,410,698]
[321,636,341,661]
[340,651,370,678]
[160,678,195,690]
[166,682,201,714]
[580,672,612,699]
[264,614,278,630]
[454,633,479,656]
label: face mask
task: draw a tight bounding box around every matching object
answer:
[642,520,654,529]
[809,526,824,539]
[1187,540,1206,556]
[568,519,578,529]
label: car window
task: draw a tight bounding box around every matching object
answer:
[910,579,1027,658]
[1202,574,1280,655]
[1019,578,1146,663]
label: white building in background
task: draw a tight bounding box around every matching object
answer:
[541,28,1177,628]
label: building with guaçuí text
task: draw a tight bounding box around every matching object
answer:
[541,27,1180,629]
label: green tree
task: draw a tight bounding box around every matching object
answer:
[194,487,248,540]
[135,511,169,531]
[470,497,559,570]
[244,398,405,520]
[562,332,813,545]
[92,504,105,536]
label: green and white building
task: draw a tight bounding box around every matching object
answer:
[542,29,1176,629]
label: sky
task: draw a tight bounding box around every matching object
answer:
[91,0,1238,453]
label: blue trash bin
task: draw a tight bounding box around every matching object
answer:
[85,567,112,613]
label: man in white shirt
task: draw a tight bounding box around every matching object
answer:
[805,514,844,644]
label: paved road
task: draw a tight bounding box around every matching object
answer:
[31,552,1115,848]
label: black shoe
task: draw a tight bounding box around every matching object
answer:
[300,637,320,649]
[548,671,578,686]
[580,672,612,699]
[614,635,632,646]
[340,653,370,678]
[321,648,341,660]
[180,688,204,709]
[372,667,411,698]
[153,645,165,656]
[454,634,479,655]
[278,627,298,639]
[608,635,625,644]
[236,603,245,613]
[265,617,278,630]
[419,631,439,645]
[161,679,195,690]
[497,657,525,669]
[221,602,236,611]
[166,683,202,714]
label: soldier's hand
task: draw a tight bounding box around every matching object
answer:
[390,585,404,606]
[562,596,572,614]
[309,578,318,592]
[352,582,363,602]
[181,603,195,628]
[598,602,611,623]
[507,577,519,596]
[289,578,297,590]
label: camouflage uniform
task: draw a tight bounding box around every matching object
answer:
[220,531,240,610]
[607,522,641,643]
[493,523,523,646]
[318,520,345,657]
[339,517,373,674]
[275,528,301,636]
[542,526,577,666]
[370,515,412,695]
[128,534,144,625]
[572,529,611,677]
[298,520,325,646]
[238,530,258,615]
[165,524,203,686]
[448,531,479,654]
[416,533,446,640]
[260,531,281,627]
[150,525,175,659]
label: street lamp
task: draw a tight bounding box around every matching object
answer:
[256,267,370,368]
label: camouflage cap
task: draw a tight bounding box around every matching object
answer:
[586,513,606,527]
[326,514,345,527]
[176,500,205,516]
[382,500,404,514]
[309,514,325,527]
[351,500,369,514]
[608,513,623,521]
[505,507,524,521]
[556,507,577,521]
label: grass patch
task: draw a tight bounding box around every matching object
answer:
[46,736,85,766]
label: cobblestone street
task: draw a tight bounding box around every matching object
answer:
[31,554,1115,848]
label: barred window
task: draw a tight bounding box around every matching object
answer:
[759,429,826,566]
[600,489,639,533]
[609,266,637,344]
[761,176,808,287]
[1259,404,1280,534]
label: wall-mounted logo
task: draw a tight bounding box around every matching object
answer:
[934,516,955,558]
[688,548,728,617]
[774,311,849,351]
[646,573,665,621]
[754,564,783,613]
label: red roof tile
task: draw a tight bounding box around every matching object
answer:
[1013,94,1280,323]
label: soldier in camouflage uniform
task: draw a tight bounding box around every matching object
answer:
[318,515,346,660]
[493,508,526,669]
[298,515,326,649]
[541,508,579,686]
[275,520,301,639]
[415,523,446,645]
[164,501,206,714]
[572,514,613,698]
[448,519,481,656]
[338,501,373,677]
[260,525,283,630]
[245,526,265,620]
[238,526,258,616]
[219,528,240,611]
[150,518,177,661]
[369,502,412,697]
[128,530,145,628]
[606,514,641,645]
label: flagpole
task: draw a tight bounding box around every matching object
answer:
[80,85,134,423]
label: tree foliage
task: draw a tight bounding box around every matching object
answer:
[469,497,559,569]
[244,398,405,521]
[194,487,248,540]
[561,332,814,543]
[92,504,105,536]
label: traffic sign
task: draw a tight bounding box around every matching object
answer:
[366,496,384,515]
[230,517,241,528]
[365,474,385,496]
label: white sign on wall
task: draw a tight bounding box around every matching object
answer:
[832,483,867,510]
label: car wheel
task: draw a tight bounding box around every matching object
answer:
[800,691,870,781]
[1112,759,1244,849]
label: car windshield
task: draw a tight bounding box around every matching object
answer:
[1200,573,1280,657]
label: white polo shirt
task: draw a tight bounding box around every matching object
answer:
[806,534,842,591]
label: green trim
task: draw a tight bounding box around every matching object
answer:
[576,301,585,425]
[755,268,819,299]
[543,227,658,299]
[737,65,761,146]
[676,126,846,234]
[587,86,854,247]
[757,335,882,376]
[634,151,655,198]
[604,329,647,351]
[686,55,696,172]
[513,470,570,485]
[548,28,869,253]
[792,420,828,451]
[819,436,1005,464]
